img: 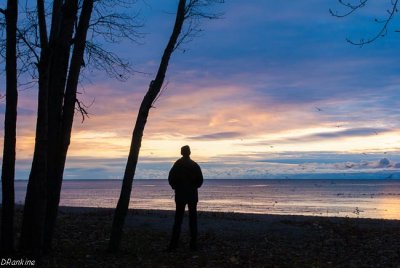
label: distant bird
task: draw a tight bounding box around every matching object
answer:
[384,152,387,154]
[336,125,343,128]
[362,153,367,155]
[315,107,323,112]
[373,131,378,135]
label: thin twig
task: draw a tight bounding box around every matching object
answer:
[330,0,399,45]
[75,98,91,123]
[17,28,40,62]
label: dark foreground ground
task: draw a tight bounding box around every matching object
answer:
[8,207,400,267]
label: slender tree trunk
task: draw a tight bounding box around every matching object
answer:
[47,0,78,184]
[19,0,50,255]
[1,0,18,254]
[43,0,94,251]
[108,0,186,252]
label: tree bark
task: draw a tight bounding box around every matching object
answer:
[43,0,94,251]
[1,0,18,254]
[108,0,186,252]
[19,0,50,255]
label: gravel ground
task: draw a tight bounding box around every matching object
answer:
[7,206,400,267]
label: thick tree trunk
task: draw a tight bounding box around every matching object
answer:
[43,0,94,251]
[108,0,186,252]
[19,0,50,255]
[19,44,49,255]
[1,0,18,254]
[43,0,80,252]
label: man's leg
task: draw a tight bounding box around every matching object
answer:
[188,202,198,250]
[169,202,186,249]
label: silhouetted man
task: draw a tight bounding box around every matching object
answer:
[168,145,203,251]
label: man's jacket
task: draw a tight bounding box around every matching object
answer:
[168,157,203,203]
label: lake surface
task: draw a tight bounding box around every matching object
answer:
[10,179,400,219]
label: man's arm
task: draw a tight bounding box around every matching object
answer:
[168,164,177,189]
[196,164,203,188]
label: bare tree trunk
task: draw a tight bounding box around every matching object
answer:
[108,0,186,252]
[47,0,78,190]
[19,0,50,255]
[43,0,94,251]
[1,0,18,254]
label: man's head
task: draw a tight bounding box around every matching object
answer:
[181,145,191,157]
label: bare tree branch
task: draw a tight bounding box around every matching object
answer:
[175,0,224,51]
[16,28,39,62]
[0,0,143,91]
[329,0,368,18]
[87,0,143,42]
[330,0,399,45]
[85,41,132,81]
[75,97,95,123]
[4,0,42,79]
[184,0,224,19]
[89,9,143,43]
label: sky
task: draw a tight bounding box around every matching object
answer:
[2,0,400,179]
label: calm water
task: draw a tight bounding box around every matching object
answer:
[10,179,400,219]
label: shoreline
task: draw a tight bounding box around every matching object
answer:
[59,204,400,222]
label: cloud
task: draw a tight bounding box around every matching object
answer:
[305,127,390,140]
[188,131,242,141]
[245,127,393,146]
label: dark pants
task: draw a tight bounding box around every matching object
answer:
[170,202,197,247]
